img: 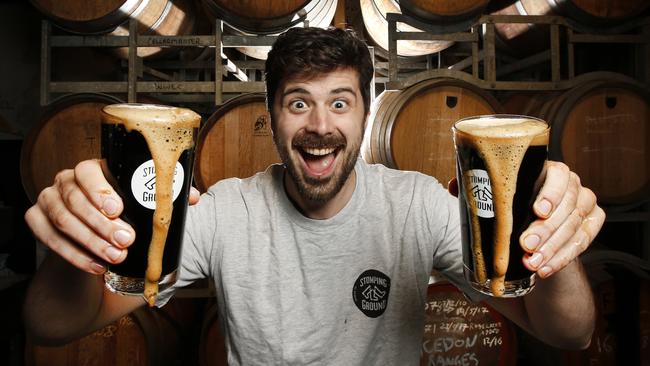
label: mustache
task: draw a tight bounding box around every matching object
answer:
[292,132,346,149]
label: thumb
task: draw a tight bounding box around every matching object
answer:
[447,178,459,197]
[189,187,201,205]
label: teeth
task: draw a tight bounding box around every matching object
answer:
[303,147,336,156]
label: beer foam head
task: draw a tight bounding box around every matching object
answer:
[102,103,201,128]
[454,116,548,139]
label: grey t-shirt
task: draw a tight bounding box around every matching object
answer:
[157,159,482,365]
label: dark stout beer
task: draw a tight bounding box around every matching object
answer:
[453,115,548,297]
[101,104,200,305]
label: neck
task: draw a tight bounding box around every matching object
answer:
[283,169,357,220]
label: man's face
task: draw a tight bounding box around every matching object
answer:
[272,67,367,204]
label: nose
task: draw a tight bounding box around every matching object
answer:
[305,104,333,136]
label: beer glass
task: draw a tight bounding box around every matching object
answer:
[100,103,201,305]
[452,115,549,297]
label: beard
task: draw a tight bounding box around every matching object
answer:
[274,130,361,204]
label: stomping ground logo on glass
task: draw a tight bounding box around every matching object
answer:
[465,169,494,218]
[352,269,391,318]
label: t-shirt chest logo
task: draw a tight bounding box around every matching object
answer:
[352,269,391,318]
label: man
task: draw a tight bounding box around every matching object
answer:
[24,27,605,365]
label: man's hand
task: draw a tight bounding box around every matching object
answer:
[519,161,605,278]
[448,160,605,279]
[24,159,201,275]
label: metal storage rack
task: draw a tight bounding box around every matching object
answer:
[382,11,650,260]
[40,18,271,107]
[384,12,650,91]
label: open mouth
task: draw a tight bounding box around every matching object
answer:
[297,146,341,178]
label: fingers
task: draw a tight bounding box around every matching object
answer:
[533,161,571,218]
[520,174,605,277]
[520,170,581,253]
[526,204,605,278]
[24,160,135,274]
[189,187,201,205]
[37,183,129,265]
[57,166,134,249]
[25,205,112,275]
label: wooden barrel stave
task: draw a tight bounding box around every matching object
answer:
[501,91,560,117]
[110,0,198,58]
[194,94,281,192]
[360,0,453,57]
[202,0,314,34]
[400,0,490,21]
[20,93,123,203]
[31,0,198,58]
[363,78,502,186]
[206,0,337,60]
[548,0,650,25]
[492,0,650,56]
[420,275,518,366]
[542,80,650,205]
[206,0,311,21]
[29,0,143,34]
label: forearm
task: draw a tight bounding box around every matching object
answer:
[23,252,108,345]
[523,259,595,349]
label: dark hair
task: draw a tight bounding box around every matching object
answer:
[265,27,373,117]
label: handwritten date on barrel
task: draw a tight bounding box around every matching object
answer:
[421,283,516,366]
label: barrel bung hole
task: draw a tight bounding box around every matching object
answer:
[446,95,458,108]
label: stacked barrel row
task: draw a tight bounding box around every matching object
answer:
[32,0,650,60]
[362,75,650,208]
[30,0,337,59]
[361,0,650,58]
[30,78,650,207]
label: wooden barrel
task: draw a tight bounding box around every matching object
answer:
[491,0,558,56]
[20,93,122,203]
[110,0,198,59]
[501,91,560,116]
[360,0,454,57]
[25,298,204,366]
[199,304,228,366]
[31,0,197,58]
[547,0,650,26]
[538,79,650,206]
[399,0,490,23]
[202,0,338,60]
[194,94,281,192]
[492,0,650,56]
[563,249,650,366]
[30,0,145,34]
[202,0,312,34]
[421,274,518,366]
[362,78,502,186]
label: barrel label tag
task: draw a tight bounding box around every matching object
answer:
[465,169,494,218]
[253,115,271,136]
[352,269,391,318]
[130,159,184,210]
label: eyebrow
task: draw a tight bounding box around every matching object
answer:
[281,86,357,99]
